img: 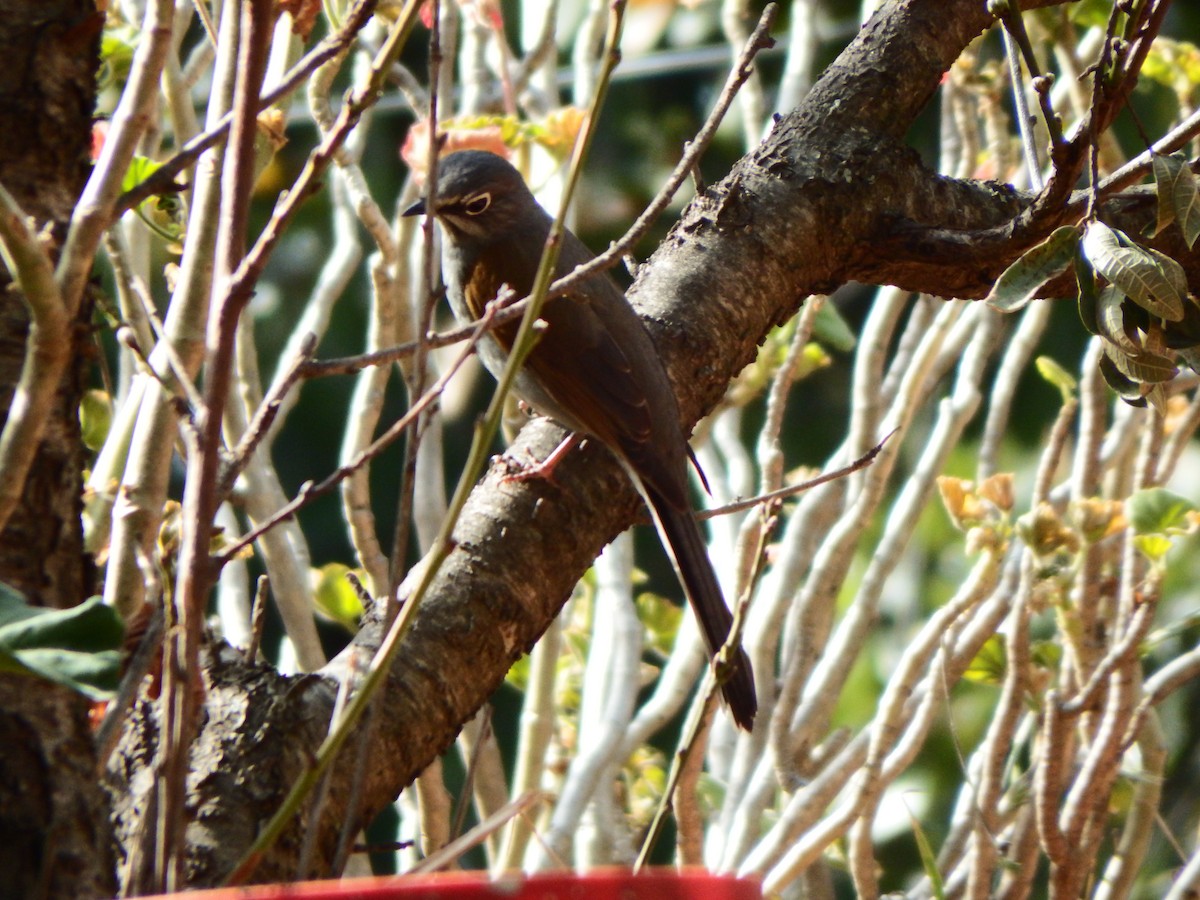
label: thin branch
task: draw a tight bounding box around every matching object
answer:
[56,0,174,316]
[160,0,277,889]
[696,430,894,522]
[635,673,719,871]
[548,4,778,298]
[0,182,71,536]
[407,792,547,875]
[298,311,516,378]
[495,616,562,872]
[219,333,318,498]
[213,305,488,568]
[245,575,270,664]
[997,6,1045,190]
[225,1,423,323]
[1059,600,1154,717]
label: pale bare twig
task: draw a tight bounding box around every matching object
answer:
[57,0,175,318]
[495,614,561,872]
[534,536,642,869]
[220,334,318,499]
[407,793,548,874]
[0,183,70,536]
[978,300,1052,480]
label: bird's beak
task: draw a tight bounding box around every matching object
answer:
[402,198,427,217]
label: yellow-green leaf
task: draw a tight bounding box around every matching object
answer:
[1153,152,1200,249]
[964,635,1006,685]
[1082,221,1185,322]
[986,226,1079,313]
[311,563,365,631]
[1128,487,1197,535]
[1035,356,1077,402]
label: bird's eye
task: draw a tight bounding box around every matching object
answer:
[464,193,491,215]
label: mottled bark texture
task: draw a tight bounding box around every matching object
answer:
[0,2,113,898]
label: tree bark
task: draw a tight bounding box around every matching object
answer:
[0,3,114,897]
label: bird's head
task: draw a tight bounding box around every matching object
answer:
[402,150,540,245]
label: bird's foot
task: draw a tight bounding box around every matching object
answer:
[500,433,581,485]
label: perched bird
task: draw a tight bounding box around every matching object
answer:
[404,149,756,730]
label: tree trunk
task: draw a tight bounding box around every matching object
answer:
[0,4,114,897]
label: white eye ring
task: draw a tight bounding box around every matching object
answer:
[464,193,491,215]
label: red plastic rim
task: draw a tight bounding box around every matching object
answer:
[137,868,763,900]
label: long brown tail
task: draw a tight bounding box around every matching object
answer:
[646,489,757,730]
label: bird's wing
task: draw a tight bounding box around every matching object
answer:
[524,279,692,509]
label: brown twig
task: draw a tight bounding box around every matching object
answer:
[160,0,276,889]
[696,429,895,522]
[297,298,520,378]
[390,0,447,598]
[405,792,547,874]
[245,575,270,664]
[450,706,494,843]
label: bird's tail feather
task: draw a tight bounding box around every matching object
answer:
[645,488,757,730]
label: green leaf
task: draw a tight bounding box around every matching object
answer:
[0,591,124,699]
[985,226,1079,313]
[312,563,365,631]
[121,156,165,195]
[1128,488,1197,535]
[99,24,139,87]
[1035,356,1077,402]
[1068,0,1115,28]
[1133,533,1172,562]
[0,593,123,653]
[1179,346,1200,375]
[1144,383,1168,416]
[80,389,113,453]
[636,591,683,657]
[905,803,946,900]
[1075,246,1100,336]
[0,580,31,627]
[1094,285,1141,354]
[1081,221,1186,322]
[1103,342,1178,385]
[1141,38,1200,100]
[1030,639,1063,670]
[504,654,530,691]
[0,648,123,699]
[1153,152,1200,249]
[964,635,1006,685]
[1097,352,1145,405]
